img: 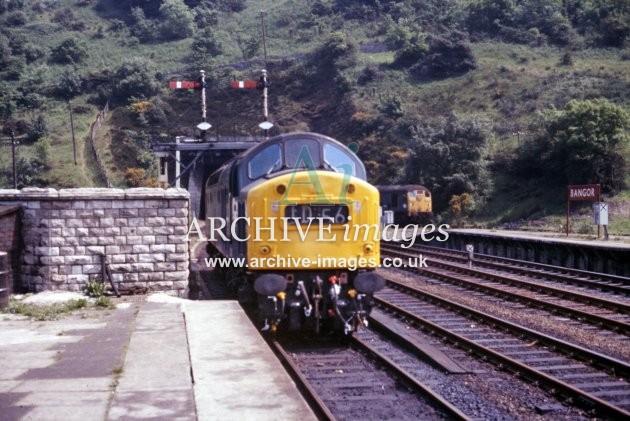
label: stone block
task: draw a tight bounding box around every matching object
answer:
[110,254,125,264]
[166,253,187,262]
[93,209,105,217]
[100,218,114,228]
[153,226,174,235]
[114,218,129,227]
[62,228,77,237]
[114,236,127,245]
[83,218,100,228]
[66,218,84,228]
[138,253,165,263]
[79,236,98,246]
[89,228,105,236]
[155,262,177,271]
[139,208,158,217]
[122,273,139,282]
[72,201,86,209]
[132,244,150,254]
[82,264,101,274]
[164,271,188,282]
[128,218,144,227]
[139,272,163,282]
[166,217,187,226]
[87,246,105,255]
[96,236,115,245]
[127,236,142,245]
[40,256,65,265]
[151,244,176,253]
[105,245,120,255]
[60,209,76,218]
[123,200,145,209]
[110,263,132,273]
[65,255,92,265]
[146,217,166,227]
[59,247,75,256]
[36,246,60,256]
[67,274,89,283]
[120,208,138,217]
[158,208,176,217]
[141,235,155,245]
[131,263,154,272]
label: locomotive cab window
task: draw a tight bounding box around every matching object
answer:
[285,139,321,170]
[323,143,358,176]
[248,143,282,179]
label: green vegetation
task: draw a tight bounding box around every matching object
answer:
[0,0,628,229]
[3,297,88,321]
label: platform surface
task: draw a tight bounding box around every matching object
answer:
[449,228,630,250]
[186,301,316,421]
[0,297,316,421]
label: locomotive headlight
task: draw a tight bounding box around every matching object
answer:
[346,183,355,194]
[276,184,286,195]
[347,289,357,298]
[363,243,374,254]
[259,245,271,255]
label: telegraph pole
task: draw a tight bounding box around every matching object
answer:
[260,10,268,65]
[10,130,17,189]
[68,100,77,165]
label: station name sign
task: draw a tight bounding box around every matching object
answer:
[567,184,600,201]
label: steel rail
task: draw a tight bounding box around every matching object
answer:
[375,281,630,419]
[388,242,630,294]
[382,246,630,335]
[383,244,630,314]
[269,339,337,421]
[351,335,470,421]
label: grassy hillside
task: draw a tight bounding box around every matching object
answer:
[0,0,628,232]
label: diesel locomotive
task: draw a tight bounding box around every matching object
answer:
[205,132,385,335]
[377,184,433,224]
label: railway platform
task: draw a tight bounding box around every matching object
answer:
[433,228,630,276]
[0,295,316,421]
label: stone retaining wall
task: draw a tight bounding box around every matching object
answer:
[0,188,190,295]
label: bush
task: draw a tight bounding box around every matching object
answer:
[111,58,161,104]
[85,280,105,297]
[159,0,195,41]
[50,37,88,64]
[5,10,26,26]
[124,167,146,187]
[411,31,477,78]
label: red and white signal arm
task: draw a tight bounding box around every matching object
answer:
[169,81,201,89]
[230,80,260,89]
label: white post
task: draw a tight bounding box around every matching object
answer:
[175,136,181,188]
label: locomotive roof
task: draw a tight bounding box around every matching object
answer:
[376,185,430,192]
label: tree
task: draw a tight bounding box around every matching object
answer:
[130,7,157,42]
[518,99,630,193]
[385,18,428,67]
[159,0,195,41]
[191,27,223,66]
[312,31,357,73]
[405,114,491,212]
[50,37,88,64]
[111,58,161,104]
[411,31,477,78]
[449,193,474,226]
[56,68,83,99]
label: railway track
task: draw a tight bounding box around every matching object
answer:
[270,337,464,420]
[381,244,630,335]
[374,278,630,418]
[393,243,630,296]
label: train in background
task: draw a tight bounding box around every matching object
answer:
[205,132,385,335]
[377,185,433,224]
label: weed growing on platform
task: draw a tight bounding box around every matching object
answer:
[3,298,88,321]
